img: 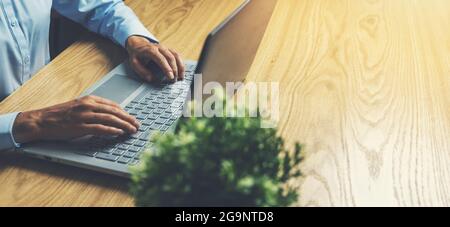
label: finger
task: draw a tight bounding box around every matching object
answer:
[143,50,175,81]
[81,112,138,134]
[130,57,155,83]
[86,95,122,109]
[159,48,179,80]
[82,124,125,137]
[169,49,185,80]
[91,103,140,129]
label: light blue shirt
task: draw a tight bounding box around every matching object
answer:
[0,0,157,150]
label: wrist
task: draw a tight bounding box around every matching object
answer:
[12,111,42,144]
[126,35,153,53]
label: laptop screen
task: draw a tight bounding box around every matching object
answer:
[194,0,277,89]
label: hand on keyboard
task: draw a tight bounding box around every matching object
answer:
[126,36,185,83]
[81,72,195,165]
[12,95,140,144]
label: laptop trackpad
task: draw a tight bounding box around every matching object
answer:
[91,74,143,104]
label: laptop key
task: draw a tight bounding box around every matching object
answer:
[142,121,152,126]
[160,113,171,119]
[147,114,158,120]
[131,132,143,139]
[153,109,164,115]
[129,146,141,153]
[160,125,170,132]
[139,131,152,140]
[144,120,155,127]
[129,110,139,116]
[123,152,136,158]
[158,104,170,109]
[134,140,147,147]
[96,153,119,162]
[136,115,146,120]
[112,149,125,156]
[155,118,167,125]
[165,119,175,126]
[150,123,162,130]
[138,125,150,132]
[118,157,131,164]
[145,105,155,111]
[124,138,136,145]
[168,94,179,99]
[117,144,129,150]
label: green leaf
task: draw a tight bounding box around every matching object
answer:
[130,95,303,207]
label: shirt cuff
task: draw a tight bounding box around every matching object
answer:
[0,112,21,151]
[115,21,159,48]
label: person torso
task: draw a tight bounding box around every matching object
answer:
[0,0,52,100]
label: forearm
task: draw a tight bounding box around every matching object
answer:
[11,111,42,144]
[6,96,139,146]
[52,0,158,47]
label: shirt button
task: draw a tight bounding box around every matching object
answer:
[24,56,30,64]
[10,21,16,27]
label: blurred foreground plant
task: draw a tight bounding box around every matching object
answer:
[130,95,302,207]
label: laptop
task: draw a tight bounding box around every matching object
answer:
[18,0,277,177]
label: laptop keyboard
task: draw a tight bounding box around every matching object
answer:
[76,67,195,166]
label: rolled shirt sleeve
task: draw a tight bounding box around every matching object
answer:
[0,112,21,151]
[52,0,159,47]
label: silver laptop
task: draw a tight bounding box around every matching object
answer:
[18,0,277,177]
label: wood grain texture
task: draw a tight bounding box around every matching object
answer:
[247,0,450,206]
[0,0,244,207]
[1,0,449,207]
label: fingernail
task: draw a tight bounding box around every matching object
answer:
[169,72,175,80]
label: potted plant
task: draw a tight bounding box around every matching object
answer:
[130,96,302,207]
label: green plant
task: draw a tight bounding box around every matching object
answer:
[130,99,302,207]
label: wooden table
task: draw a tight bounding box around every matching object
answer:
[0,0,449,207]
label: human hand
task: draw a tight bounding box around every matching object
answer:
[12,96,140,144]
[126,36,185,83]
